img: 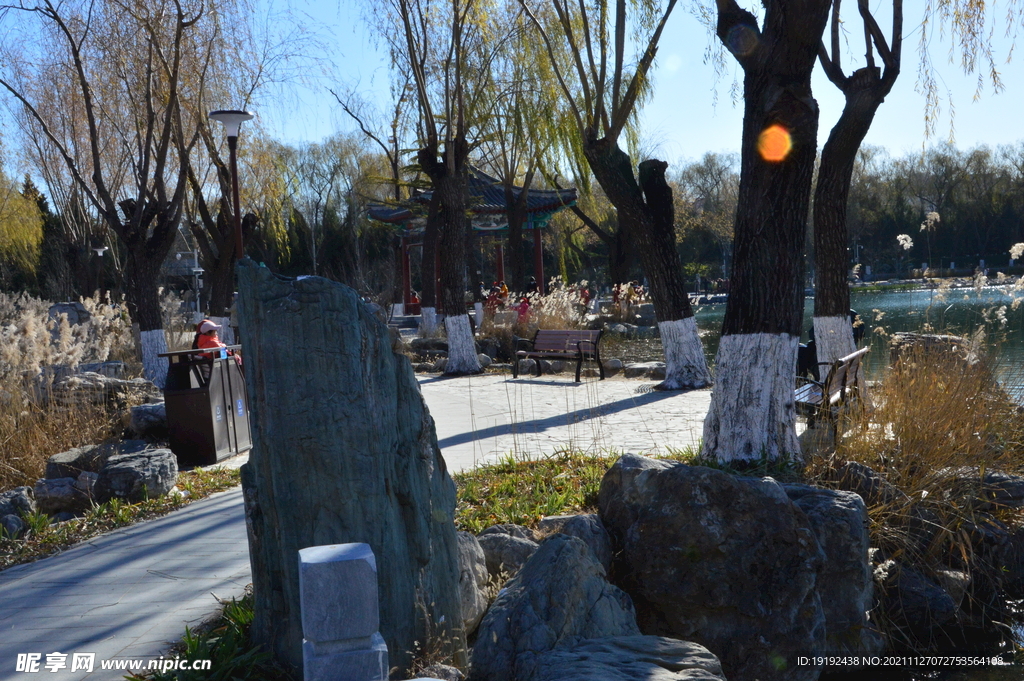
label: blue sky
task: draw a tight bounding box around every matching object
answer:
[262,0,1024,165]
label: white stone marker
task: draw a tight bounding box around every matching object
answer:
[299,543,388,681]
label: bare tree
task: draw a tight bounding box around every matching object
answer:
[522,0,712,390]
[0,0,234,384]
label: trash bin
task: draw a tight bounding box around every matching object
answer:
[159,346,251,466]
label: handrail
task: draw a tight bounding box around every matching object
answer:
[158,345,242,358]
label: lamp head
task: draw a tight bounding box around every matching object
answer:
[209,110,254,138]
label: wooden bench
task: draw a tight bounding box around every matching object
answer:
[513,329,604,382]
[795,347,870,429]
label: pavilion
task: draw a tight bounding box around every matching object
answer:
[368,167,577,310]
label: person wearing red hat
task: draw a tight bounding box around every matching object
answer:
[193,319,227,360]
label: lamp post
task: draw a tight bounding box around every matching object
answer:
[208,110,254,261]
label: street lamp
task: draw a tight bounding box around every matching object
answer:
[208,110,254,261]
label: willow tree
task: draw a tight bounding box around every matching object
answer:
[0,0,238,384]
[522,0,712,391]
[383,0,487,374]
[699,0,833,461]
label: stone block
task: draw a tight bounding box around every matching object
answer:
[302,632,388,681]
[299,543,380,643]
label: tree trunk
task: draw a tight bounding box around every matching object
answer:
[434,165,480,375]
[701,0,832,463]
[583,137,709,390]
[813,69,889,365]
[236,262,466,676]
[505,183,527,292]
[419,193,441,335]
[123,245,168,387]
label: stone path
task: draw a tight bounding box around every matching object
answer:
[0,371,719,680]
[0,488,249,680]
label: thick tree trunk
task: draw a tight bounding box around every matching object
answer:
[504,183,528,291]
[123,246,168,386]
[813,70,888,364]
[701,0,831,462]
[583,138,709,390]
[435,169,479,375]
[236,262,466,675]
[419,144,480,375]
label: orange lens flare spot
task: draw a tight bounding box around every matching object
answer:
[758,125,792,162]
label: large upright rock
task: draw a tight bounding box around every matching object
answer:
[236,261,464,675]
[599,454,826,681]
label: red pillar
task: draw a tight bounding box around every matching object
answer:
[495,241,505,283]
[533,221,544,292]
[401,235,411,306]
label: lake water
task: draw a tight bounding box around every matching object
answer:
[605,285,1024,398]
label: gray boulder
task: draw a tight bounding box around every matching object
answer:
[477,354,492,369]
[411,337,449,354]
[538,514,613,570]
[2,514,26,538]
[50,372,161,408]
[469,534,640,681]
[46,445,103,479]
[517,359,537,375]
[34,477,92,514]
[46,440,152,480]
[874,560,957,644]
[529,636,725,681]
[623,362,666,380]
[129,402,168,438]
[832,461,908,506]
[417,664,465,681]
[599,454,826,681]
[0,486,35,517]
[237,262,465,674]
[457,531,490,636]
[783,484,883,656]
[601,358,624,376]
[477,531,539,580]
[48,301,92,326]
[479,523,538,541]
[94,448,178,502]
[978,471,1024,510]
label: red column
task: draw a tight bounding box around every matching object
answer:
[495,241,505,283]
[533,221,544,292]
[401,235,411,306]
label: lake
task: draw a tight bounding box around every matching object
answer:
[604,284,1024,398]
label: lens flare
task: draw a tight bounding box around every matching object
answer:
[758,125,792,162]
[725,25,759,57]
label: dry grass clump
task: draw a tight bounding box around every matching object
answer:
[805,342,1024,651]
[0,292,138,491]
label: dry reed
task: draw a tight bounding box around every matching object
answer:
[0,292,138,491]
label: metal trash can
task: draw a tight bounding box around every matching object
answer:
[159,346,251,466]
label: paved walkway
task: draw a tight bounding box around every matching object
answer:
[0,372,716,680]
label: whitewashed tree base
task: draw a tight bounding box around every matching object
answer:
[655,317,711,390]
[140,329,169,389]
[444,315,481,375]
[701,333,800,463]
[812,315,856,366]
[420,307,437,336]
[812,315,873,411]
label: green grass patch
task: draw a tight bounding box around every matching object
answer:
[0,467,241,570]
[453,448,699,533]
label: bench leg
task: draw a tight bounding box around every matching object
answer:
[575,357,583,382]
[536,358,543,377]
[596,353,604,380]
[512,357,519,379]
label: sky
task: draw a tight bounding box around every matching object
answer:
[261,0,1024,166]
